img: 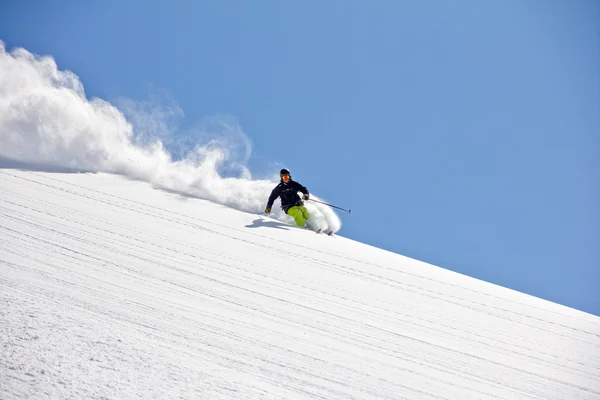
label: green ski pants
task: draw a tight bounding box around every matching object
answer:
[287,205,311,227]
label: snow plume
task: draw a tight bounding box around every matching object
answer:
[0,42,341,232]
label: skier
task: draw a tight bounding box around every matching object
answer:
[265,168,313,229]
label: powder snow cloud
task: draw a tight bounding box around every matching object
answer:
[0,42,341,232]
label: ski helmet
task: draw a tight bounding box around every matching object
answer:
[280,168,290,177]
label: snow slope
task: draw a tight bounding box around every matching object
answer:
[1,169,599,400]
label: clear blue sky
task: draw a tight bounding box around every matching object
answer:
[1,0,598,315]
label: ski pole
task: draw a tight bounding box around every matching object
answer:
[308,198,351,213]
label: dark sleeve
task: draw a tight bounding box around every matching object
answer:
[294,181,309,196]
[266,185,281,208]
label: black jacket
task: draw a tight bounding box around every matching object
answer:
[267,180,309,213]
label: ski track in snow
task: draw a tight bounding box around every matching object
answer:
[1,170,599,400]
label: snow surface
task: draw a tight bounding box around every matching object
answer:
[1,169,599,400]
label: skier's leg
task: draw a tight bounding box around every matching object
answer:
[287,206,306,227]
[299,205,320,231]
[299,205,311,220]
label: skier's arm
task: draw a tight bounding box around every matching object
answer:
[266,186,281,209]
[294,181,310,199]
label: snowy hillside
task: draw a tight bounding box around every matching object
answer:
[1,169,599,399]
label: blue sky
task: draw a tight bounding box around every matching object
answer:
[1,0,599,315]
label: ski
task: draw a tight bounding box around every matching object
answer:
[314,228,334,236]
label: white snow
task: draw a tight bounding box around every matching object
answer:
[1,169,599,400]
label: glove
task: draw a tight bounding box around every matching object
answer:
[265,207,271,214]
[302,194,309,200]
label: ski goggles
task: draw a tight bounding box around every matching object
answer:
[281,174,290,180]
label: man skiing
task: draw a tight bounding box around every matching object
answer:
[265,168,313,229]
